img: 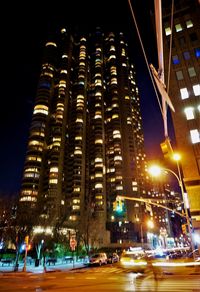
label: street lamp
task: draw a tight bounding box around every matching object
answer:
[148,163,195,255]
[136,218,154,248]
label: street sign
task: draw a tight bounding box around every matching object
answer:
[70,238,77,251]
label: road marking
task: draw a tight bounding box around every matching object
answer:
[65,276,75,279]
[46,276,56,279]
[85,277,96,279]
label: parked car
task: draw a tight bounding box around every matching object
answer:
[89,253,107,266]
[107,252,119,264]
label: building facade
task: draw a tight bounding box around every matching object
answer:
[18,28,148,247]
[162,0,200,230]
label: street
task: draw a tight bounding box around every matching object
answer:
[0,265,200,291]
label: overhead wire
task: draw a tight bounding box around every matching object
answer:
[127,0,163,116]
[167,0,174,95]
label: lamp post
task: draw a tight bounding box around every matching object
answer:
[148,162,195,256]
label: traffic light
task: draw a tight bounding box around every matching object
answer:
[160,137,173,158]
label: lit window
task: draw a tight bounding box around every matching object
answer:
[95,139,103,144]
[50,167,58,172]
[184,107,194,120]
[95,183,103,189]
[180,88,189,99]
[33,105,49,115]
[186,20,193,28]
[172,55,180,64]
[95,157,103,163]
[194,48,200,58]
[188,67,196,77]
[183,51,190,60]
[73,187,80,192]
[175,24,183,32]
[114,155,122,161]
[116,185,123,190]
[193,84,200,96]
[176,70,183,80]
[112,114,119,119]
[95,173,103,178]
[49,179,58,184]
[165,27,171,36]
[74,150,82,155]
[190,129,200,144]
[45,42,57,47]
[75,136,82,140]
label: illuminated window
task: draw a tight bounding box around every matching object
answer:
[116,185,123,190]
[45,42,57,47]
[72,205,80,210]
[113,130,121,139]
[184,107,194,120]
[193,84,200,96]
[176,70,183,80]
[76,118,83,123]
[73,187,80,192]
[95,157,103,162]
[50,167,58,173]
[49,179,58,184]
[165,27,171,36]
[190,129,200,144]
[95,183,103,189]
[74,149,82,155]
[172,55,180,64]
[188,67,196,77]
[112,114,119,119]
[180,88,189,99]
[95,139,103,144]
[183,51,190,60]
[95,173,103,178]
[33,105,49,115]
[186,20,193,28]
[75,136,82,140]
[194,48,200,58]
[175,24,182,32]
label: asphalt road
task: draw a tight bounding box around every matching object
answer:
[0,265,200,291]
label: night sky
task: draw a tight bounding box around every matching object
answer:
[0,0,175,195]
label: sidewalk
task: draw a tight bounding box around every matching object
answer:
[0,260,86,275]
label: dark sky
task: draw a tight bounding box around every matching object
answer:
[0,0,175,195]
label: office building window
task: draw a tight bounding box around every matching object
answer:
[193,84,200,96]
[180,88,189,99]
[175,24,183,32]
[190,129,200,144]
[165,27,171,36]
[178,37,186,46]
[176,70,184,80]
[188,67,196,77]
[186,20,193,28]
[194,48,200,58]
[183,51,190,60]
[184,107,194,120]
[172,55,180,64]
[190,32,198,42]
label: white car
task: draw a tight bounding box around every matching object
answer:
[89,253,107,266]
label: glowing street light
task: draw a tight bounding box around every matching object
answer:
[148,161,195,256]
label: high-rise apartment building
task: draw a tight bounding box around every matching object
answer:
[18,28,148,246]
[162,0,200,230]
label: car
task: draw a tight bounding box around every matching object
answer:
[107,252,119,264]
[119,250,147,273]
[89,253,107,266]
